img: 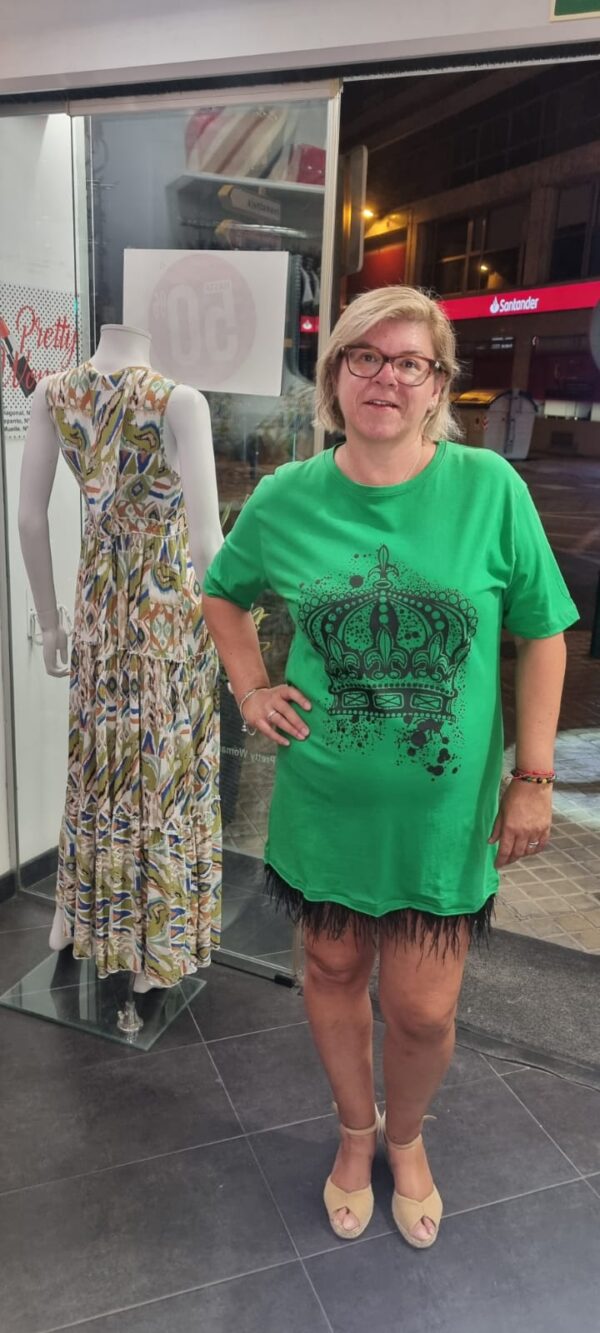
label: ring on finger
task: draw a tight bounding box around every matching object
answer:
[527,840,540,848]
[266,707,278,721]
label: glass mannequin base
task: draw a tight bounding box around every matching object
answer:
[0,948,206,1050]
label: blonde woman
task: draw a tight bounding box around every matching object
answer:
[203,287,577,1249]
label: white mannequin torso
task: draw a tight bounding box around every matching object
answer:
[18,325,223,675]
[86,323,152,375]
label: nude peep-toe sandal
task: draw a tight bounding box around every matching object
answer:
[323,1106,380,1240]
[381,1111,443,1250]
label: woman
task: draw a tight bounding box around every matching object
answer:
[202,286,577,1249]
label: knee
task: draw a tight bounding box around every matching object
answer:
[382,995,457,1044]
[304,947,369,993]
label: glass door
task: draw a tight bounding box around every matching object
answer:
[70,82,341,979]
[0,111,82,911]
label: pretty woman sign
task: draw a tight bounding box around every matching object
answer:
[0,282,78,437]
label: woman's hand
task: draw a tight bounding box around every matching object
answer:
[242,684,312,747]
[488,779,553,868]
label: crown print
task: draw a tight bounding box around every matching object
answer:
[299,546,477,720]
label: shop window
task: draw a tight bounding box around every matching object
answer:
[550,181,599,282]
[436,216,469,259]
[434,256,466,294]
[469,248,520,292]
[428,202,524,296]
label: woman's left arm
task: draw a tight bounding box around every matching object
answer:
[489,632,567,867]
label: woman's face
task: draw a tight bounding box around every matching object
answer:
[335,317,444,446]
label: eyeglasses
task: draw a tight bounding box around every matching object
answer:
[341,346,444,386]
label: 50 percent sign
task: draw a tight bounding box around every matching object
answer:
[151,281,238,369]
[148,257,256,388]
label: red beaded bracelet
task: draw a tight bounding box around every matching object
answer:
[511,767,556,785]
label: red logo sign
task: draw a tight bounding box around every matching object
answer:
[300,316,320,334]
[440,279,600,321]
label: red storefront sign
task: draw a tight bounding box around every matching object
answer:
[441,279,600,321]
[300,315,320,333]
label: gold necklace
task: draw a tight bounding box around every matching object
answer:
[337,438,425,485]
[396,438,424,484]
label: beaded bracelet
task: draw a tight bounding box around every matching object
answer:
[511,767,556,785]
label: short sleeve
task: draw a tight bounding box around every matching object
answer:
[503,486,579,637]
[203,478,270,610]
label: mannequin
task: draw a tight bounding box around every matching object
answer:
[19,324,223,995]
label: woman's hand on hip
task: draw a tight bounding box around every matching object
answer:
[488,779,553,868]
[243,684,312,747]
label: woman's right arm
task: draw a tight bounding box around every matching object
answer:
[202,594,311,746]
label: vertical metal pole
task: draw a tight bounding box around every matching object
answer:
[313,85,342,456]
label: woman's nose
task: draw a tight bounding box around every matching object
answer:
[373,360,397,386]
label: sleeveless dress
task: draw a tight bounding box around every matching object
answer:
[46,363,221,986]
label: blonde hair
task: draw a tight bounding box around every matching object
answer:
[316,286,462,441]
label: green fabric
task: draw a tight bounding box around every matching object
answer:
[204,443,578,919]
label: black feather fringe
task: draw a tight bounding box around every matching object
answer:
[265,864,495,959]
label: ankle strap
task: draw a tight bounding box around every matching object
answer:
[383,1111,436,1149]
[332,1102,379,1136]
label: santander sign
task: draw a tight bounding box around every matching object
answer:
[489,294,539,314]
[441,279,600,321]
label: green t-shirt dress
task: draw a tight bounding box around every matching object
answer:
[204,442,578,926]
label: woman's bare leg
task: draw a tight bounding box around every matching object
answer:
[378,925,470,1242]
[303,925,377,1232]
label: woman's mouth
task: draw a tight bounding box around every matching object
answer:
[364,398,398,410]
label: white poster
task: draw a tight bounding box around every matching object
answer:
[123,249,289,396]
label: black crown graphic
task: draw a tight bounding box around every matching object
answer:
[300,546,477,719]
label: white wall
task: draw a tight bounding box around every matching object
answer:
[1,0,599,95]
[0,114,81,869]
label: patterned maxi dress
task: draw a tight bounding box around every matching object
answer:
[46,363,221,986]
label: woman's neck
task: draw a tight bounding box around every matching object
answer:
[335,432,434,487]
[88,324,151,374]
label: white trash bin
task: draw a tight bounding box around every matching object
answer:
[453,388,536,461]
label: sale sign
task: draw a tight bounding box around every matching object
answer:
[123,250,289,397]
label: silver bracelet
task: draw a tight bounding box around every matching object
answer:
[238,686,268,736]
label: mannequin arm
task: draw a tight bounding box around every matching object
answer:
[18,381,69,676]
[165,385,223,581]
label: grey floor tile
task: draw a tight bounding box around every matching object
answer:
[0,893,54,933]
[1,1139,294,1333]
[504,1068,600,1174]
[220,893,294,957]
[0,996,201,1084]
[0,927,55,992]
[306,1181,600,1333]
[208,1023,331,1131]
[483,1054,531,1076]
[209,1021,497,1137]
[192,965,305,1041]
[250,1114,392,1257]
[441,1044,493,1088]
[56,1264,330,1333]
[0,1043,241,1192]
[427,1076,576,1214]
